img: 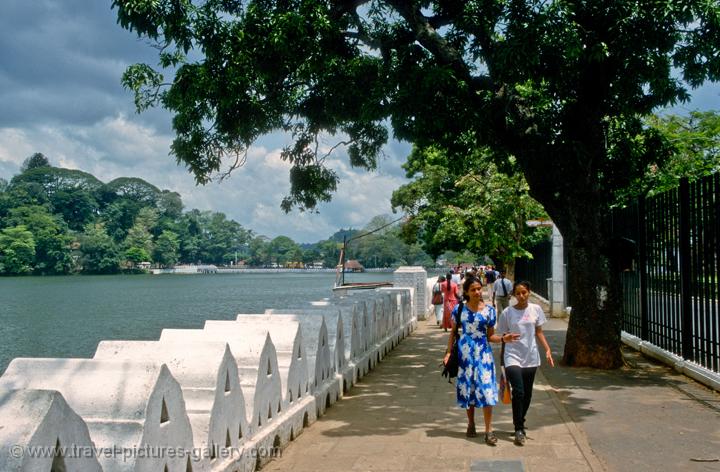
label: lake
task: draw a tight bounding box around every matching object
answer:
[0,271,395,375]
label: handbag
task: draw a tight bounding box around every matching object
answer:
[431,289,443,305]
[441,302,463,382]
[499,338,512,404]
[499,371,511,404]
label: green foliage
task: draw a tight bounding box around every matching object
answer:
[392,145,548,271]
[643,111,720,196]
[0,225,36,274]
[325,215,435,269]
[6,205,74,274]
[0,158,255,272]
[105,177,160,205]
[269,235,301,265]
[79,223,121,274]
[125,246,150,264]
[20,153,50,173]
[153,230,180,267]
[246,236,271,267]
[0,155,437,273]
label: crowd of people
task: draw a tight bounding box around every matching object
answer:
[435,265,554,446]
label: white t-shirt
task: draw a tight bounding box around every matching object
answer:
[493,278,512,297]
[497,303,546,368]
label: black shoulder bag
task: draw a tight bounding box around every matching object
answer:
[441,301,464,382]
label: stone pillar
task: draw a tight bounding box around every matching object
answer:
[551,224,566,316]
[394,266,427,320]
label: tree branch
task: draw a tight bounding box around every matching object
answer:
[385,0,462,65]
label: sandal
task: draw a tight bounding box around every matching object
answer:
[466,424,477,438]
[484,431,498,446]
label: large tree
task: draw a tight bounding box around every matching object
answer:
[20,153,50,173]
[392,145,549,278]
[115,0,720,367]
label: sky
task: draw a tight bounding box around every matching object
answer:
[1,1,718,243]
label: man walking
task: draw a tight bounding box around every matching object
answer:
[492,269,513,313]
[484,265,497,300]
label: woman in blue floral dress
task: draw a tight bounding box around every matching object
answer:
[444,275,516,445]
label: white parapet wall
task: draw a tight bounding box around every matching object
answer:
[309,299,371,382]
[0,359,194,472]
[0,389,102,472]
[224,315,341,418]
[93,340,250,471]
[159,329,285,437]
[310,301,363,370]
[260,311,334,391]
[0,268,420,472]
[205,319,311,408]
[378,287,413,339]
[394,266,428,320]
[328,297,376,359]
[343,292,390,359]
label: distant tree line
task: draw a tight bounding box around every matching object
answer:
[0,154,432,275]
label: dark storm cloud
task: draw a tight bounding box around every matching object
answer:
[0,0,162,129]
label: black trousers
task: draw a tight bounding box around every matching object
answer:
[504,365,537,432]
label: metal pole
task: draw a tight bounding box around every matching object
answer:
[638,197,648,341]
[679,178,693,361]
[342,235,346,287]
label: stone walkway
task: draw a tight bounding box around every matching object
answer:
[263,316,603,472]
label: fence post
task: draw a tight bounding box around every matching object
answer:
[679,178,693,361]
[638,197,648,341]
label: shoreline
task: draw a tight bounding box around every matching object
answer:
[151,267,400,275]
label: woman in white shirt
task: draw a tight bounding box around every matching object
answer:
[496,281,554,446]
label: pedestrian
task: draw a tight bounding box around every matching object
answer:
[484,265,497,299]
[443,275,514,445]
[451,268,461,286]
[431,275,446,326]
[440,271,460,331]
[496,281,555,446]
[492,269,513,314]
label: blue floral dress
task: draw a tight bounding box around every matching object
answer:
[452,303,498,408]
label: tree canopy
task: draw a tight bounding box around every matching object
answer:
[392,145,550,277]
[115,0,720,368]
[0,154,432,274]
[642,110,720,195]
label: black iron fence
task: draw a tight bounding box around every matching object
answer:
[611,175,720,374]
[514,238,552,301]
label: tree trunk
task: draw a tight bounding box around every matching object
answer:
[503,258,516,282]
[562,239,624,368]
[519,156,623,366]
[509,117,624,368]
[552,199,624,369]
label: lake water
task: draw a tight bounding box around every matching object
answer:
[0,271,395,374]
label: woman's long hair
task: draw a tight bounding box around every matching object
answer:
[445,272,453,293]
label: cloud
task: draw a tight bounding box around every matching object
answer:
[0,0,163,129]
[0,114,410,243]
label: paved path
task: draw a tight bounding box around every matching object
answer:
[264,316,603,472]
[541,318,720,472]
